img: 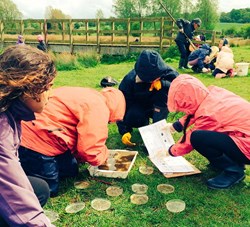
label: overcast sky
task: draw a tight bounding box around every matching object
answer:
[11,0,250,19]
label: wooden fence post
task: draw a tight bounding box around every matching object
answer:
[212,31,216,46]
[127,18,130,52]
[160,17,164,50]
[43,19,48,44]
[111,21,115,42]
[69,19,73,54]
[85,20,89,42]
[62,21,65,41]
[20,20,24,35]
[96,18,100,53]
[140,20,143,41]
[0,20,3,43]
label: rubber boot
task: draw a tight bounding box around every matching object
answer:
[152,106,169,123]
[207,154,245,189]
[183,57,190,69]
[178,58,185,69]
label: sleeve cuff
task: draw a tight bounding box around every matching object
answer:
[173,120,183,132]
[168,145,174,156]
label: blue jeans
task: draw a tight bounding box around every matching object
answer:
[19,147,79,197]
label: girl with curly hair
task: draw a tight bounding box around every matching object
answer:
[0,45,57,226]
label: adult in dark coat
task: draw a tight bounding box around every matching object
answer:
[175,18,201,69]
[117,49,179,146]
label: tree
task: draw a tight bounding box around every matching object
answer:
[0,0,22,20]
[152,0,182,19]
[220,8,250,23]
[194,0,219,30]
[180,0,195,20]
[96,9,104,19]
[45,6,71,19]
[113,0,152,18]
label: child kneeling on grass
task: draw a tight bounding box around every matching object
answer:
[212,45,235,79]
[19,86,125,197]
[188,44,218,73]
[165,74,250,189]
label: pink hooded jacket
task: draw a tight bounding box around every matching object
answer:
[168,74,250,159]
[21,87,125,166]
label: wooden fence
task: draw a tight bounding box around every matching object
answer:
[0,17,221,55]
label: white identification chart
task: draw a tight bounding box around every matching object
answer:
[139,119,196,174]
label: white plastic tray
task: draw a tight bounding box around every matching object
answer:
[88,149,138,179]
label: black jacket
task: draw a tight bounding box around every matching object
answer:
[119,50,178,110]
[37,41,47,52]
[175,19,195,43]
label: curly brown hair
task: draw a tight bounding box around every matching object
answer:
[0,45,57,112]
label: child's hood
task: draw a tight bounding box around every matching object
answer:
[167,74,209,115]
[134,50,167,82]
[221,46,233,54]
[100,87,126,122]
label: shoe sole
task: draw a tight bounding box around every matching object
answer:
[207,175,245,189]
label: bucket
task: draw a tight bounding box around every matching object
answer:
[235,62,249,76]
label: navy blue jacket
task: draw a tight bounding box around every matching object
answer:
[188,44,211,70]
[175,19,195,43]
[119,50,178,110]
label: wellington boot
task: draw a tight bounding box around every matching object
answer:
[207,169,245,189]
[207,154,245,189]
[178,58,185,69]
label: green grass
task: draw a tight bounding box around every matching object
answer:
[46,46,250,227]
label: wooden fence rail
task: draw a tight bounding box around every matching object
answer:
[0,17,221,55]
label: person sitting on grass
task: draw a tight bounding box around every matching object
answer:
[117,49,179,146]
[166,74,250,189]
[212,44,235,79]
[0,45,56,227]
[218,37,229,50]
[19,86,125,197]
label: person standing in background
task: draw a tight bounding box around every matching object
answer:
[175,18,202,69]
[16,35,25,45]
[37,34,47,52]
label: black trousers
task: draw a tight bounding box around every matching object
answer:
[0,176,50,227]
[190,130,250,164]
[117,85,169,135]
[175,39,191,59]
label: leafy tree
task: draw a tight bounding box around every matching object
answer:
[151,0,182,19]
[220,8,250,23]
[180,0,195,20]
[74,22,80,29]
[194,0,219,30]
[113,0,152,18]
[220,12,232,23]
[230,9,242,23]
[96,9,104,19]
[45,6,71,19]
[0,0,22,20]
